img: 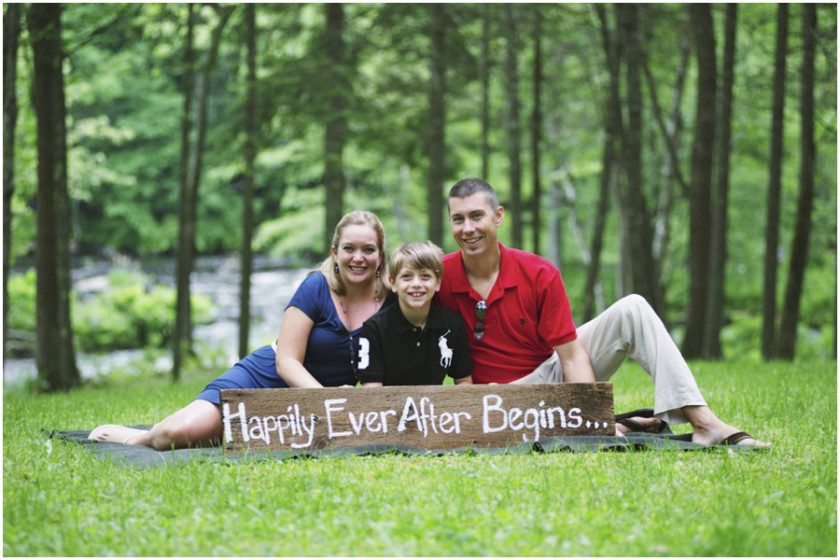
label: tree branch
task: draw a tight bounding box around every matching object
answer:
[643,56,690,198]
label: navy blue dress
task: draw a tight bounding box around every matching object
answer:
[197,272,372,404]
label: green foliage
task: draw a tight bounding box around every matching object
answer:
[7,270,37,333]
[3,359,836,555]
[7,4,837,360]
[7,269,213,353]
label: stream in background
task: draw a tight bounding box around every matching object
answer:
[3,255,313,387]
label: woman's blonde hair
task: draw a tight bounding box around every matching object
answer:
[318,210,388,297]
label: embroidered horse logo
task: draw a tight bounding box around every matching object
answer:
[438,330,453,368]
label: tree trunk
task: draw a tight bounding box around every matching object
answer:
[586,5,622,322]
[703,5,738,359]
[173,4,195,381]
[3,4,21,359]
[480,5,491,180]
[174,5,233,380]
[560,168,604,315]
[29,4,80,391]
[644,56,690,199]
[651,39,690,274]
[324,4,347,245]
[239,4,257,359]
[777,4,817,360]
[761,5,789,360]
[601,7,631,298]
[682,4,717,359]
[427,4,446,246]
[530,9,543,255]
[545,49,565,270]
[616,5,661,314]
[504,5,522,248]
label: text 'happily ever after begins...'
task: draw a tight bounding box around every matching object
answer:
[222,393,609,449]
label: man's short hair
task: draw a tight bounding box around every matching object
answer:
[389,241,444,281]
[448,178,500,212]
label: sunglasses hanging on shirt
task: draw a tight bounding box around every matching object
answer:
[473,300,487,340]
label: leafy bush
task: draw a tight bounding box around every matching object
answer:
[6,268,213,353]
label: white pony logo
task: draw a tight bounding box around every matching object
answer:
[438,330,453,368]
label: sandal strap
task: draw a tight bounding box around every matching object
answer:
[720,431,753,446]
[617,418,643,432]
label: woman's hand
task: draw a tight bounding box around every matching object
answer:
[275,306,323,388]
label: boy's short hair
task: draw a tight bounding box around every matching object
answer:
[389,241,445,280]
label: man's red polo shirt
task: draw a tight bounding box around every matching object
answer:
[437,243,577,384]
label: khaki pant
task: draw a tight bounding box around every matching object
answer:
[511,294,706,425]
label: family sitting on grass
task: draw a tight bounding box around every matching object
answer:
[90,178,770,450]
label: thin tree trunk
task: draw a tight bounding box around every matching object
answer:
[652,39,690,270]
[480,5,490,179]
[545,50,565,270]
[3,4,21,359]
[530,10,543,255]
[560,168,604,315]
[504,5,522,248]
[616,4,661,314]
[777,4,817,360]
[547,190,562,268]
[173,4,195,381]
[704,5,738,359]
[324,4,347,245]
[29,4,80,391]
[645,37,690,312]
[600,6,631,297]
[427,4,446,246]
[643,57,690,199]
[239,4,257,359]
[682,4,717,359]
[174,5,233,380]
[586,4,621,322]
[761,5,789,360]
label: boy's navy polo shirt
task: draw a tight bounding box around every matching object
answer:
[355,302,472,385]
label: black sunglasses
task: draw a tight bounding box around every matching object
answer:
[474,300,487,340]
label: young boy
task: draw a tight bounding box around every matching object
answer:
[355,241,472,386]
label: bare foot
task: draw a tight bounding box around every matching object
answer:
[615,416,663,435]
[88,424,149,445]
[691,422,771,448]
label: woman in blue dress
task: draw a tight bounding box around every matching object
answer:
[89,210,390,449]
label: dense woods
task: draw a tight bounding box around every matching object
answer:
[4,4,836,390]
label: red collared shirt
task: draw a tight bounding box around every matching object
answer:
[437,243,577,384]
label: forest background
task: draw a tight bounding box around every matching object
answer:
[3,3,837,390]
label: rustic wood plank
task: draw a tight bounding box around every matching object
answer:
[221,383,614,453]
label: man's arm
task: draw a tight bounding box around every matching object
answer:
[556,338,624,437]
[554,338,596,383]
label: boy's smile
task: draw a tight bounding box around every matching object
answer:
[393,267,441,313]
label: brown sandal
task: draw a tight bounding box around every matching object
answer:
[719,431,754,446]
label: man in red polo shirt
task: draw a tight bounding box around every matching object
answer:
[438,178,769,448]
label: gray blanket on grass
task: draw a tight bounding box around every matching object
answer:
[47,425,756,469]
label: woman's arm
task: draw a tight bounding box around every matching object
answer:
[275,306,322,388]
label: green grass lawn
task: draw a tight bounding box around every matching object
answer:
[4,358,836,556]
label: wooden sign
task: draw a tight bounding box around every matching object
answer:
[220,383,613,453]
